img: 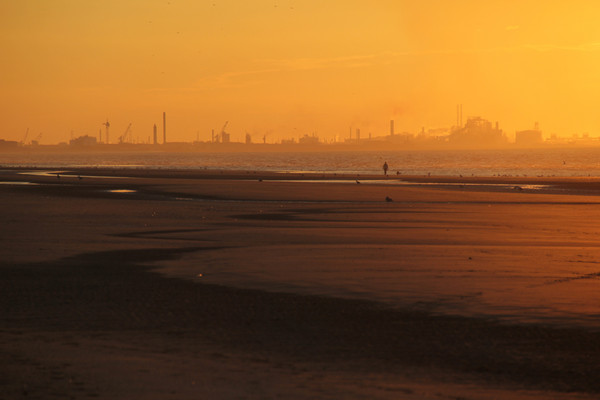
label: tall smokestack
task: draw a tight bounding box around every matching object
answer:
[163,112,166,144]
[153,124,157,145]
[390,120,394,136]
[460,104,463,127]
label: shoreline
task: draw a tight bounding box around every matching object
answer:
[5,166,600,202]
[2,167,600,398]
[6,164,600,183]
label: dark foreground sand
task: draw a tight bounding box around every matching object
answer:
[2,168,600,399]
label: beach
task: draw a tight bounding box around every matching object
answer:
[2,167,600,399]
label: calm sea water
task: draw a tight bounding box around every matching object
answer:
[2,147,600,176]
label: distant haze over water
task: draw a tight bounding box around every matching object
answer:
[2,148,600,177]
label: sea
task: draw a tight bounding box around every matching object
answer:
[2,147,600,176]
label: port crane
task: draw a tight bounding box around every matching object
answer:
[220,121,228,137]
[118,123,132,144]
[215,121,229,143]
[103,120,110,144]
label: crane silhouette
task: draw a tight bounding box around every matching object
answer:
[103,120,110,144]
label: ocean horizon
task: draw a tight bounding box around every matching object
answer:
[2,147,600,177]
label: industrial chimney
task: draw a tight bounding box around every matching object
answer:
[163,112,167,144]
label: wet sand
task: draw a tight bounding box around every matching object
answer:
[2,167,600,399]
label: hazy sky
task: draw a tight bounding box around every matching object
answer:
[2,1,600,143]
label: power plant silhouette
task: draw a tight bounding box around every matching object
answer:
[2,106,563,150]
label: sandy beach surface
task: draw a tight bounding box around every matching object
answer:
[2,167,600,399]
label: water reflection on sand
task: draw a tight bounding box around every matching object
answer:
[273,179,551,192]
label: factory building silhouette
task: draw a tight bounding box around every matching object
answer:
[13,105,586,150]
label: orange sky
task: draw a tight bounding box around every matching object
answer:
[2,1,600,144]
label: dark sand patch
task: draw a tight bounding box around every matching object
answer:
[3,247,600,398]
